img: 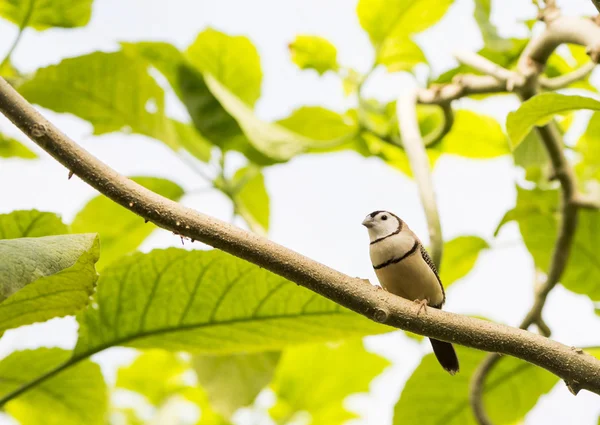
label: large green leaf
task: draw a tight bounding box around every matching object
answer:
[0,133,36,159]
[377,36,426,73]
[270,340,389,425]
[0,348,107,425]
[0,210,67,239]
[18,51,178,149]
[435,110,509,158]
[0,234,99,333]
[507,94,600,149]
[205,75,313,162]
[71,176,184,269]
[74,248,389,358]
[513,131,550,183]
[121,41,242,156]
[440,236,489,287]
[232,166,270,234]
[0,0,93,30]
[288,35,339,75]
[357,0,453,47]
[193,351,280,418]
[186,28,262,107]
[116,349,188,406]
[497,186,600,300]
[393,346,558,425]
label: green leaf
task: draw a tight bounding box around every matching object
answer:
[357,0,453,47]
[116,349,188,406]
[0,210,68,239]
[494,186,559,268]
[497,186,600,301]
[0,0,93,30]
[288,35,339,75]
[170,119,212,163]
[0,133,36,159]
[193,351,280,418]
[186,27,262,106]
[0,234,99,333]
[376,36,426,73]
[277,106,361,154]
[205,75,312,162]
[71,176,184,269]
[121,41,247,156]
[575,112,600,181]
[440,236,489,287]
[74,248,389,358]
[435,110,509,158]
[270,340,389,425]
[512,131,550,183]
[473,0,513,51]
[507,93,600,149]
[18,51,178,149]
[0,348,107,425]
[232,166,270,234]
[393,346,558,425]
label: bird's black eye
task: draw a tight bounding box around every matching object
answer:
[381,215,388,220]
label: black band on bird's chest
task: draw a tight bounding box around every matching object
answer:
[373,240,419,270]
[370,219,403,245]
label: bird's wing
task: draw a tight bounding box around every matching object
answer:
[419,244,445,308]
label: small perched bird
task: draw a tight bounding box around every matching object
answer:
[362,210,459,375]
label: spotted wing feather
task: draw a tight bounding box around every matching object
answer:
[419,244,445,307]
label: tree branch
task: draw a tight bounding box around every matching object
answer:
[2,76,600,400]
[539,61,596,90]
[397,88,443,267]
[469,12,599,425]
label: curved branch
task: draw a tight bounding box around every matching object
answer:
[539,61,596,90]
[2,77,600,400]
[396,88,443,267]
[422,103,454,148]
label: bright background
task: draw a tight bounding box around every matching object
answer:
[1,0,600,423]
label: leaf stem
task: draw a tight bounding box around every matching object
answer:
[0,0,36,69]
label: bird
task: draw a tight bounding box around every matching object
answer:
[362,210,459,375]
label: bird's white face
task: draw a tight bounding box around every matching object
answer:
[362,210,402,242]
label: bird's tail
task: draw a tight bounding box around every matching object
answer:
[429,338,459,375]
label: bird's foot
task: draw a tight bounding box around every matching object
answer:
[414,299,429,316]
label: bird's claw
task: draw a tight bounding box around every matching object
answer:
[414,299,429,316]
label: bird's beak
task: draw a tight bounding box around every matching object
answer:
[362,217,374,228]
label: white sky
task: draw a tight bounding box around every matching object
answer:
[1,0,600,424]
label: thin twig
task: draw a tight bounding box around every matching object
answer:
[539,61,596,90]
[453,50,525,89]
[2,77,600,404]
[396,88,443,267]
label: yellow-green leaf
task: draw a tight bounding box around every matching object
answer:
[288,35,339,75]
[440,236,489,287]
[71,176,184,269]
[436,110,509,158]
[377,36,426,72]
[232,166,270,234]
[357,0,453,47]
[0,0,93,31]
[575,112,600,181]
[74,249,389,357]
[0,234,99,333]
[393,346,558,425]
[0,210,67,239]
[186,27,262,106]
[507,93,600,149]
[270,340,389,425]
[18,51,178,149]
[0,348,107,425]
[116,349,188,406]
[0,133,36,159]
[193,351,280,418]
